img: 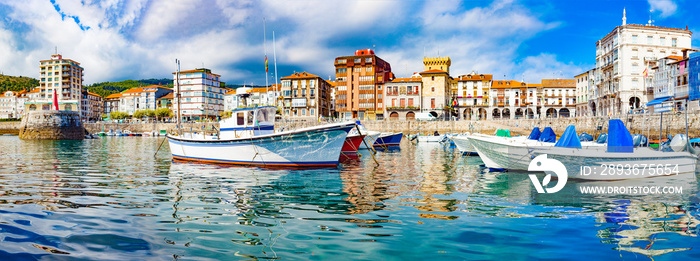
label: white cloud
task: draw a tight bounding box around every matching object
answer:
[0,0,585,87]
[648,0,678,18]
[518,54,588,83]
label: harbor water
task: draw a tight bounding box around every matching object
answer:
[0,135,699,260]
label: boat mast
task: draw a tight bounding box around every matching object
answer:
[176,59,182,135]
[273,30,278,106]
[264,18,268,105]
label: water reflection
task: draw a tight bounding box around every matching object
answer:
[0,135,698,260]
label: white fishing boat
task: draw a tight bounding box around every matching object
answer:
[451,135,477,155]
[167,106,356,167]
[468,120,697,180]
[417,134,444,142]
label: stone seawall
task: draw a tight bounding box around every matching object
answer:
[12,113,700,140]
[0,122,20,135]
[19,111,84,140]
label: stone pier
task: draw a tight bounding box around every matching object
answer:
[19,111,84,140]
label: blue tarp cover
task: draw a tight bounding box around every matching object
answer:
[528,127,541,140]
[607,119,633,153]
[646,96,672,106]
[555,125,582,149]
[538,127,556,143]
[579,133,593,142]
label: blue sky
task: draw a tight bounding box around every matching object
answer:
[0,0,697,86]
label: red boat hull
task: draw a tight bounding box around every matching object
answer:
[341,134,365,154]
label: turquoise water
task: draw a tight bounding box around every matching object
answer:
[0,136,699,260]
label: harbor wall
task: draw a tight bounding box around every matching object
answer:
[3,113,697,140]
[19,111,84,140]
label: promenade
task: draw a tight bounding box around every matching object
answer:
[1,113,697,139]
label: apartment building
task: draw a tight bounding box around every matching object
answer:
[384,74,422,120]
[118,85,173,115]
[0,90,28,119]
[575,69,595,116]
[33,54,83,116]
[591,9,692,116]
[172,68,225,121]
[334,49,393,120]
[456,73,492,119]
[82,91,103,121]
[281,72,332,120]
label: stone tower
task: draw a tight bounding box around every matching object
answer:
[423,57,451,74]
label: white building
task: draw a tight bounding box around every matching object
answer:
[172,68,225,121]
[456,73,492,119]
[575,69,595,116]
[118,85,173,115]
[0,90,28,119]
[592,9,692,116]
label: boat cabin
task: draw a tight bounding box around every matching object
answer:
[219,106,277,139]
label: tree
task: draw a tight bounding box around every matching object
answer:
[110,111,129,120]
[155,108,172,121]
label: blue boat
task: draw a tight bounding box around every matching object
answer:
[374,132,403,147]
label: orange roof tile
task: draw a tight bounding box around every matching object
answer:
[492,80,527,88]
[419,69,448,74]
[225,90,237,95]
[280,72,320,80]
[159,93,174,99]
[457,74,493,81]
[391,77,422,83]
[29,88,41,94]
[106,93,122,99]
[541,79,575,88]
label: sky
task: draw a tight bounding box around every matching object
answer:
[0,0,698,86]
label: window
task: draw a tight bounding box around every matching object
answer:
[431,87,435,92]
[301,80,306,88]
[310,80,315,88]
[365,58,372,63]
[310,89,315,96]
[354,58,361,63]
[366,67,372,72]
[301,109,306,116]
[408,98,413,107]
[237,113,245,125]
[392,98,396,107]
[631,35,638,43]
[672,38,677,47]
[647,36,653,45]
[354,67,361,72]
[660,37,666,46]
[337,68,347,74]
[310,109,315,116]
[431,76,435,81]
[431,98,435,109]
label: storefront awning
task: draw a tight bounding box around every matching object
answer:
[646,96,672,106]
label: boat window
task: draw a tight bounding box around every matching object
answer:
[247,111,254,125]
[237,113,245,125]
[257,109,268,123]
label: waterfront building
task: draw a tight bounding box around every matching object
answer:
[157,93,173,110]
[384,74,422,120]
[117,85,173,116]
[29,54,83,115]
[575,69,595,116]
[82,92,103,121]
[172,68,225,121]
[224,88,243,111]
[650,49,698,112]
[334,49,393,120]
[104,93,121,115]
[280,72,332,120]
[456,73,492,119]
[420,57,454,119]
[0,90,28,119]
[591,9,692,116]
[490,80,529,119]
[541,79,576,117]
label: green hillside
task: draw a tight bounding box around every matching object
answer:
[86,78,174,97]
[0,74,39,93]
